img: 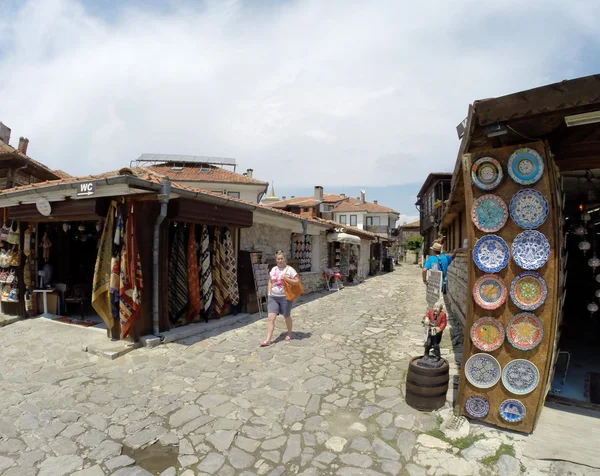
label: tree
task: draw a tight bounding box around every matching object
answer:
[405,236,424,252]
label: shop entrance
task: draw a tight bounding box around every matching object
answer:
[35,220,106,328]
[549,170,600,408]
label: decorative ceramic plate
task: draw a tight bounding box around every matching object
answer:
[473,274,508,310]
[471,194,508,232]
[471,157,503,191]
[506,313,544,351]
[512,230,550,270]
[499,399,526,423]
[502,359,540,395]
[507,148,544,185]
[509,272,548,311]
[473,235,510,273]
[470,317,505,352]
[465,395,490,419]
[509,189,549,229]
[465,353,501,389]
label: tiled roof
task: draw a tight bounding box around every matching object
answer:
[332,197,399,214]
[147,164,268,186]
[402,220,420,228]
[0,141,60,179]
[52,169,73,179]
[269,193,348,208]
[311,217,378,240]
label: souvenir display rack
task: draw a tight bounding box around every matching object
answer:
[0,221,23,312]
[292,234,312,272]
[457,141,559,434]
[250,251,268,318]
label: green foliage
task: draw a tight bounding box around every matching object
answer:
[406,236,424,252]
[481,443,516,467]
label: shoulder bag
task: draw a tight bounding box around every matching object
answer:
[283,266,304,301]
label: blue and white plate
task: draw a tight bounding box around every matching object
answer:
[465,395,490,419]
[499,399,526,423]
[509,189,549,229]
[465,353,501,389]
[507,148,544,185]
[473,235,510,273]
[512,230,550,270]
[502,359,540,395]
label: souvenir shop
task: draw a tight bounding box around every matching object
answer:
[0,173,255,340]
[441,75,600,434]
[326,230,361,283]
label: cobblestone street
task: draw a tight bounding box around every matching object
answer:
[0,265,598,476]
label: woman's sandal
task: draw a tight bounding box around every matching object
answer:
[285,335,292,341]
[260,341,271,347]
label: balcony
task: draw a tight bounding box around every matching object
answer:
[365,225,392,235]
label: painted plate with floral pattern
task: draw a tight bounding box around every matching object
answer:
[473,235,510,273]
[509,189,549,229]
[471,157,503,191]
[473,274,507,310]
[507,148,544,185]
[506,312,544,351]
[499,399,526,423]
[512,230,550,270]
[502,359,540,395]
[465,395,490,419]
[471,194,508,232]
[470,317,505,352]
[465,353,501,389]
[510,272,547,311]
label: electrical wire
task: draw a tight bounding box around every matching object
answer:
[506,124,544,143]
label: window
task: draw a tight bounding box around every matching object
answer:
[339,215,347,224]
[324,205,334,211]
[366,216,380,226]
[350,215,357,226]
[227,191,240,199]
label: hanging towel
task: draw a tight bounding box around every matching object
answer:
[119,203,144,339]
[186,225,201,322]
[168,225,189,324]
[200,225,213,318]
[212,228,228,317]
[92,201,117,329]
[222,229,240,307]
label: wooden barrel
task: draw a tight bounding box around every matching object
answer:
[405,356,449,411]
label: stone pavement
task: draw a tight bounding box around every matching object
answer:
[0,265,598,476]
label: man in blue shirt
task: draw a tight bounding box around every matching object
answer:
[422,240,457,286]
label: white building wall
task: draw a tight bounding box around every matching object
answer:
[359,239,371,279]
[174,182,266,203]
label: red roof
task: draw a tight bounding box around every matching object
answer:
[147,164,268,186]
[402,220,420,228]
[52,169,73,179]
[333,197,398,214]
[0,141,60,180]
[269,193,348,208]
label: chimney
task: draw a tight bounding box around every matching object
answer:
[282,196,286,200]
[340,193,346,198]
[0,123,10,144]
[360,190,366,204]
[18,137,29,155]
[314,186,324,201]
[246,168,253,178]
[373,200,378,205]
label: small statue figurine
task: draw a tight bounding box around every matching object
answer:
[419,300,447,367]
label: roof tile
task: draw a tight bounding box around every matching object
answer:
[332,197,398,214]
[147,164,268,186]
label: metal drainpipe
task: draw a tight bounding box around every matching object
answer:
[153,179,171,336]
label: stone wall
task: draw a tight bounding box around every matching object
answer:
[359,240,371,279]
[240,222,327,294]
[444,250,467,342]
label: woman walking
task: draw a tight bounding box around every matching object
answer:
[260,250,300,347]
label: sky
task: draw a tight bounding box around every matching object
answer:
[1,0,599,222]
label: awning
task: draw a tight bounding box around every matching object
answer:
[327,232,361,245]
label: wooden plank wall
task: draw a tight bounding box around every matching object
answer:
[456,141,559,434]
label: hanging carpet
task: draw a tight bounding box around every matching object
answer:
[110,206,123,321]
[200,225,213,319]
[119,203,144,339]
[186,225,201,322]
[169,225,189,324]
[91,201,117,330]
[222,228,240,307]
[212,228,228,317]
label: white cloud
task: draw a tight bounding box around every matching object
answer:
[0,0,598,186]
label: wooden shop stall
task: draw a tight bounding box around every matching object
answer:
[441,74,600,433]
[0,168,256,341]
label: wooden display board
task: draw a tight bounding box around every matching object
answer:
[456,141,559,434]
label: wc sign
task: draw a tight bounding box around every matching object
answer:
[77,182,96,197]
